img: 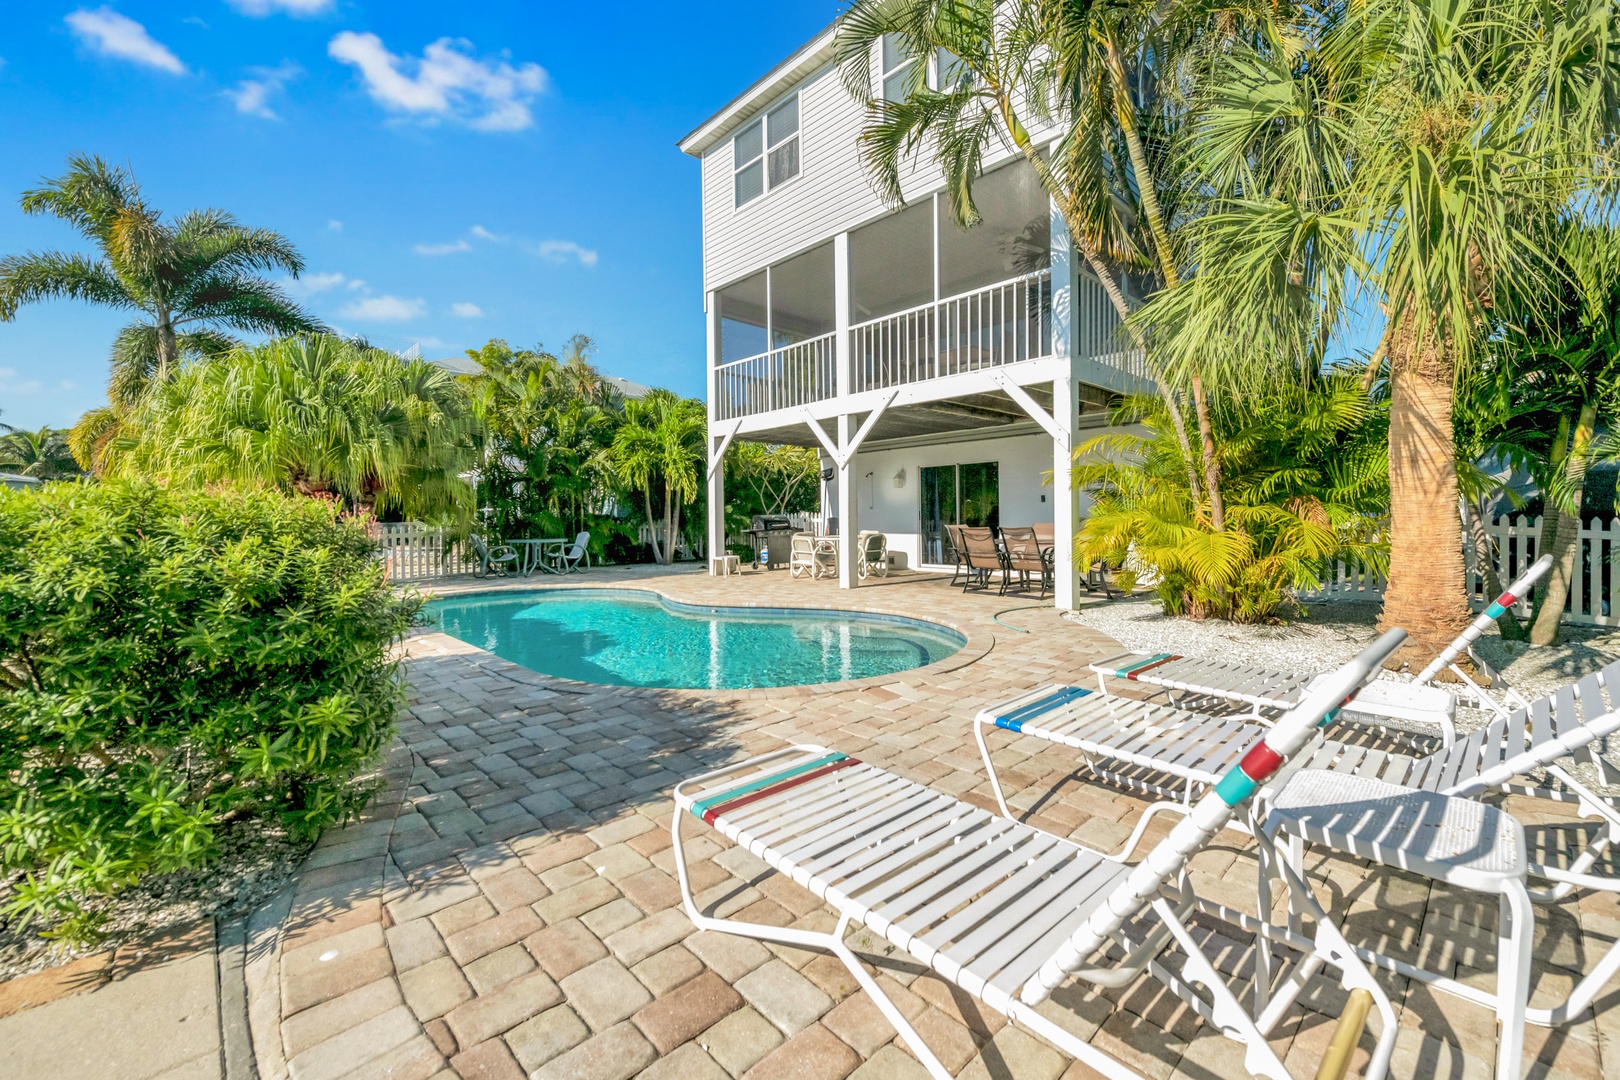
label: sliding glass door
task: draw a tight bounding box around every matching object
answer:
[919,462,999,564]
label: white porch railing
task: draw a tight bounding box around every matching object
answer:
[714,331,838,421]
[852,270,1053,392]
[371,522,476,582]
[1298,515,1618,627]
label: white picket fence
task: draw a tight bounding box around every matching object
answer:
[371,522,476,582]
[1302,515,1618,627]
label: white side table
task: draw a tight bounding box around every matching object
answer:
[712,554,740,578]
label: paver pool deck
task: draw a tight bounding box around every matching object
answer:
[249,564,1620,1080]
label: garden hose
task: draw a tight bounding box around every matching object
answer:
[992,604,1048,634]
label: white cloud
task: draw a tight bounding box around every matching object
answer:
[450,302,484,318]
[347,278,366,290]
[66,8,186,75]
[535,240,599,267]
[470,225,505,242]
[327,32,547,132]
[414,239,472,256]
[229,0,333,15]
[227,60,301,119]
[283,270,350,297]
[327,219,343,232]
[342,295,425,322]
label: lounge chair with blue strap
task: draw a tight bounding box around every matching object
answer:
[671,635,1411,1080]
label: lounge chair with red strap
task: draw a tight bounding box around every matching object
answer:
[671,635,1409,1080]
[1088,555,1555,738]
[972,655,1620,1073]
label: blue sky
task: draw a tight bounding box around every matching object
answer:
[0,0,840,429]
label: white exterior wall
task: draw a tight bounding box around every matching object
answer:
[824,431,1091,570]
[699,62,1051,293]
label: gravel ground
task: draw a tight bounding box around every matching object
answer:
[1066,595,1620,791]
[0,817,312,982]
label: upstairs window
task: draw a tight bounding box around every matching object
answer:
[932,47,970,91]
[733,93,801,208]
[881,33,917,101]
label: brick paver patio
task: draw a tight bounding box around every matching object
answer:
[250,565,1620,1080]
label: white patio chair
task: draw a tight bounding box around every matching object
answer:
[555,530,590,573]
[856,530,888,580]
[468,533,519,578]
[789,533,818,579]
[972,662,1620,1061]
[1089,555,1555,732]
[673,634,1410,1080]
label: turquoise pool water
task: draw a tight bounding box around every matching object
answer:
[424,589,964,690]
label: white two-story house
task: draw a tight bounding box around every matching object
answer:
[681,22,1150,610]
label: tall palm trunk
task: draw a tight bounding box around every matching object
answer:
[1190,375,1225,531]
[154,306,177,387]
[1531,402,1597,646]
[663,481,677,564]
[1102,44,1226,526]
[1379,320,1470,664]
[643,486,664,564]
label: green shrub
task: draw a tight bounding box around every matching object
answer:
[0,481,418,939]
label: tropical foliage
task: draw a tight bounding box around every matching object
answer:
[0,482,416,940]
[1474,223,1620,643]
[609,389,708,565]
[1077,375,1389,622]
[114,335,481,524]
[0,156,324,472]
[0,423,80,481]
[456,336,627,549]
[724,441,821,534]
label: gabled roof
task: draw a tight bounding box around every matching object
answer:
[677,18,842,158]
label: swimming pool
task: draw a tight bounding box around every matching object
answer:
[424,589,965,690]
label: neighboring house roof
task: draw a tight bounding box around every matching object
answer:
[1,473,42,489]
[606,376,652,400]
[677,18,840,157]
[430,357,652,400]
[432,354,483,375]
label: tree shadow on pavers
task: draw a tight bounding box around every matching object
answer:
[389,650,760,875]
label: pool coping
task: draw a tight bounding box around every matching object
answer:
[403,578,997,701]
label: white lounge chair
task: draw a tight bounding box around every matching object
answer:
[1090,557,1554,730]
[673,634,1410,1080]
[972,661,1620,1065]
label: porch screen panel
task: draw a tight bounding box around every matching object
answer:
[717,271,769,417]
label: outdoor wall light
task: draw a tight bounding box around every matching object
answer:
[893,468,906,489]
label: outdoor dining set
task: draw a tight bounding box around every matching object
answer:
[469,530,591,578]
[946,522,1112,600]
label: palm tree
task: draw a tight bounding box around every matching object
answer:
[1488,223,1620,645]
[0,155,325,461]
[0,425,80,481]
[609,389,706,565]
[834,0,1232,517]
[1159,0,1620,659]
[120,334,480,523]
[457,338,625,539]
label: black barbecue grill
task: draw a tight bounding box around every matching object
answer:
[747,515,797,569]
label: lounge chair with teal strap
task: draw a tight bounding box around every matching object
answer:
[671,634,1411,1080]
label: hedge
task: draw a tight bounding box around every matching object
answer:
[0,481,417,938]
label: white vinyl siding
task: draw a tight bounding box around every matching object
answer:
[699,60,1055,293]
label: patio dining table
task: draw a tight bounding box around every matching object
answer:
[508,537,569,576]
